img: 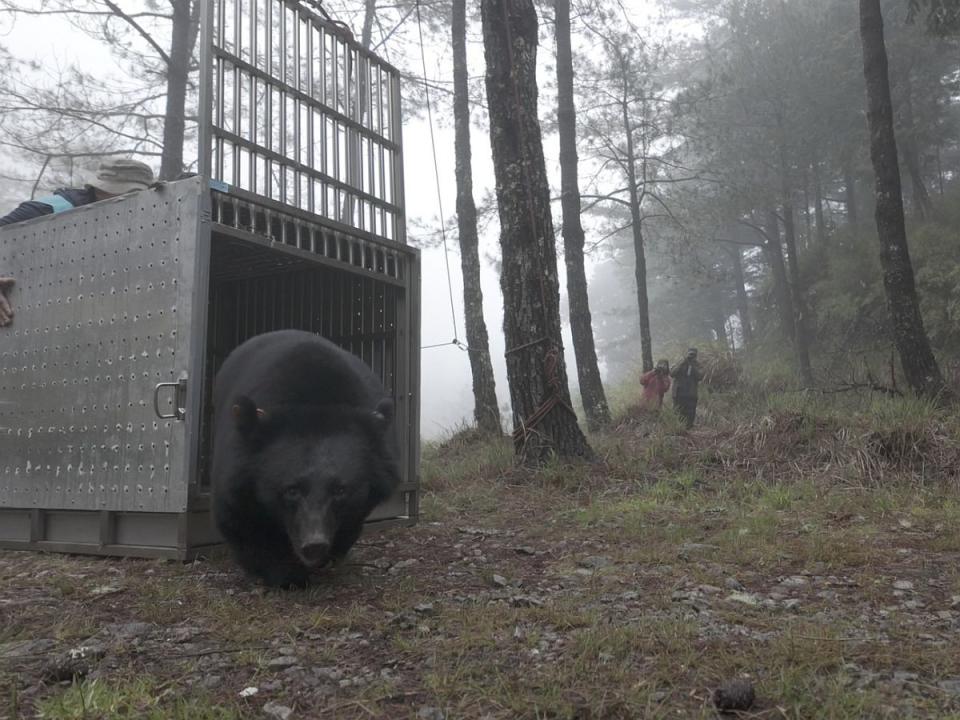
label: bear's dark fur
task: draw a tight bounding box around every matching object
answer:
[211,330,400,588]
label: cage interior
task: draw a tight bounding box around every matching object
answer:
[198,229,410,521]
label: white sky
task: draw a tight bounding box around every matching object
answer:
[0,0,664,439]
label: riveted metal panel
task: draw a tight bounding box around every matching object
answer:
[0,179,202,514]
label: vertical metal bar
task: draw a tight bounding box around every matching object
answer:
[279,2,287,204]
[391,70,406,244]
[306,21,314,214]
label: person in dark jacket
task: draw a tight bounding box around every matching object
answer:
[671,347,703,429]
[0,158,155,327]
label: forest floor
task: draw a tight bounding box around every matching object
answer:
[2,390,960,719]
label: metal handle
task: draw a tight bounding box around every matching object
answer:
[154,378,187,420]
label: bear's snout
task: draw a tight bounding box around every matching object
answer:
[298,535,332,566]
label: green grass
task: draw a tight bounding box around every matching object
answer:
[36,679,241,720]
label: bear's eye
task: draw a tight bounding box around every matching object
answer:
[282,486,302,502]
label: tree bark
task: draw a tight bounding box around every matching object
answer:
[762,210,796,344]
[730,246,753,344]
[481,0,593,463]
[780,200,814,385]
[859,0,944,397]
[160,0,200,180]
[620,89,653,373]
[453,0,501,435]
[555,0,609,431]
[361,0,376,49]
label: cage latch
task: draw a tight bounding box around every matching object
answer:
[154,376,188,420]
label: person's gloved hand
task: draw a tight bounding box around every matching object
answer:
[0,277,14,327]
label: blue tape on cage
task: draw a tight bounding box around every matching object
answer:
[209,178,230,193]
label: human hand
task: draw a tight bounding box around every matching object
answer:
[0,277,14,327]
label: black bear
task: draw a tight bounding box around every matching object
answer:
[211,330,400,588]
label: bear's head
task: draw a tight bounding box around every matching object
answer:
[231,396,398,568]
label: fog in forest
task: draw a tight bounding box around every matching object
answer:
[1,0,957,438]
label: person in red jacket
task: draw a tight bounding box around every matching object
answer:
[639,359,672,410]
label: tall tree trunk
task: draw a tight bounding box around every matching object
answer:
[780,200,814,385]
[621,94,653,373]
[453,0,501,435]
[730,246,753,344]
[843,160,858,227]
[161,0,200,180]
[555,0,609,431]
[481,0,592,463]
[859,0,944,397]
[762,210,796,344]
[361,0,376,48]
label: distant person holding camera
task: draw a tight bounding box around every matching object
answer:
[671,348,703,429]
[0,158,155,327]
[639,359,672,410]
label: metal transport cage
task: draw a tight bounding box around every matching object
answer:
[0,0,419,559]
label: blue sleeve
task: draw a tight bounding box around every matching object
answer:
[0,200,55,226]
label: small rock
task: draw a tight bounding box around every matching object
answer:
[725,592,760,606]
[577,555,612,569]
[491,574,508,587]
[938,679,960,697]
[42,651,97,682]
[514,546,537,556]
[169,626,202,643]
[417,706,445,720]
[892,580,914,591]
[239,687,260,698]
[89,585,124,598]
[698,584,722,595]
[573,568,594,577]
[268,656,300,669]
[413,603,435,615]
[314,667,343,682]
[200,674,222,690]
[713,679,756,712]
[892,671,919,684]
[620,591,640,601]
[263,701,293,720]
[949,595,960,608]
[724,577,746,591]
[936,611,953,621]
[103,622,152,640]
[898,519,913,529]
[779,576,808,588]
[510,595,544,608]
[782,599,802,611]
[902,600,925,610]
[457,527,498,536]
[388,559,418,573]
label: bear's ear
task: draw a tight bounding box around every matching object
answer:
[371,398,394,430]
[232,395,267,437]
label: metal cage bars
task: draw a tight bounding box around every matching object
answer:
[199,0,405,243]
